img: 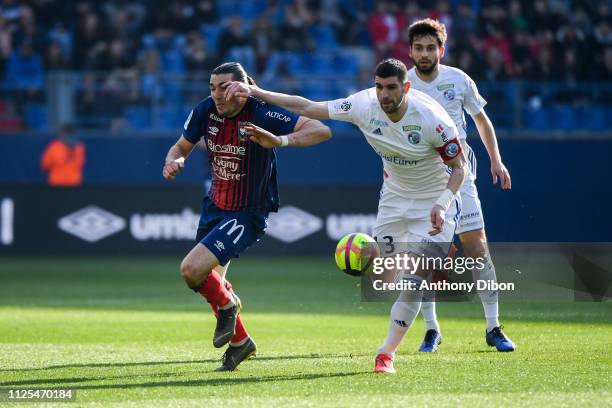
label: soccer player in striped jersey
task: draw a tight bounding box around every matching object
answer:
[163,62,331,371]
[406,18,515,352]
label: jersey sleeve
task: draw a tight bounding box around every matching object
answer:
[253,102,299,135]
[182,101,208,144]
[463,74,487,116]
[327,89,370,125]
[426,112,463,162]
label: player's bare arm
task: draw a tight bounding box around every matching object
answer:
[472,110,511,189]
[224,81,330,120]
[245,116,331,148]
[162,136,195,180]
[430,152,467,236]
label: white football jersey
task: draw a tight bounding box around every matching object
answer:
[328,88,461,199]
[407,64,486,140]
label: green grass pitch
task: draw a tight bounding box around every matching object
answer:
[1,256,611,407]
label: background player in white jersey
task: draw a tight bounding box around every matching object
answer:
[225,59,467,374]
[406,18,515,352]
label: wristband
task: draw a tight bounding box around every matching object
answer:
[279,135,289,147]
[435,189,454,211]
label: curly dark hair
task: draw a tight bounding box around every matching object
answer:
[408,18,447,47]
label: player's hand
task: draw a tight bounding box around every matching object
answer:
[491,161,511,189]
[224,81,254,101]
[163,157,184,180]
[429,205,445,236]
[244,123,281,148]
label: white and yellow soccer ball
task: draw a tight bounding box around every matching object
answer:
[334,232,380,277]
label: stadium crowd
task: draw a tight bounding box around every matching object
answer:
[0,0,610,131]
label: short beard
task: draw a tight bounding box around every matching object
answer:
[414,59,438,75]
[380,99,402,114]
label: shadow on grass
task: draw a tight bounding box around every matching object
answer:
[0,353,371,373]
[0,370,371,390]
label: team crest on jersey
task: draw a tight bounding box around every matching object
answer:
[238,121,251,141]
[445,142,459,158]
[407,131,421,144]
[340,101,352,111]
[443,89,456,100]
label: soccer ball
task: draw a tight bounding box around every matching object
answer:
[334,232,380,277]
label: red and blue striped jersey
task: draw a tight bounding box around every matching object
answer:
[182,96,298,212]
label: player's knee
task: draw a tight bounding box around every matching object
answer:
[180,259,205,286]
[460,230,488,257]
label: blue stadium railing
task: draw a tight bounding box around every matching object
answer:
[0,74,610,135]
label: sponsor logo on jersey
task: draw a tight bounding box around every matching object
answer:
[435,124,444,133]
[208,126,219,136]
[445,142,460,158]
[443,89,456,100]
[440,131,448,142]
[206,139,246,155]
[340,101,352,111]
[374,148,419,166]
[402,125,421,132]
[407,131,421,144]
[373,128,383,135]
[369,118,389,127]
[266,110,292,122]
[436,83,454,91]
[209,113,224,122]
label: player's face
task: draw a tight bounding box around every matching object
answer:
[375,76,408,114]
[410,35,444,75]
[210,73,245,117]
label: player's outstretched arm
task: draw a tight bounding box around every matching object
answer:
[430,153,467,236]
[472,110,511,189]
[162,136,195,180]
[245,117,331,148]
[225,82,330,120]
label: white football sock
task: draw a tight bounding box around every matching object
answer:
[476,256,500,332]
[378,275,424,356]
[420,301,440,332]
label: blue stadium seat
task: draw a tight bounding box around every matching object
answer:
[24,104,48,131]
[551,105,577,131]
[125,107,150,129]
[523,107,548,131]
[335,51,359,76]
[309,24,338,49]
[225,46,256,74]
[200,24,222,55]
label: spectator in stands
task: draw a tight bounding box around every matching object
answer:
[219,15,252,56]
[40,124,86,187]
[281,0,315,51]
[184,29,217,73]
[6,40,44,95]
[252,16,278,73]
[368,0,399,59]
[0,16,13,75]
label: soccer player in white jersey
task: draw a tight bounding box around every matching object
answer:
[225,59,467,373]
[406,18,515,352]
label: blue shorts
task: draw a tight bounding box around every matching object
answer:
[195,197,268,266]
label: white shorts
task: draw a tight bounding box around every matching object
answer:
[373,187,461,257]
[455,141,485,235]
